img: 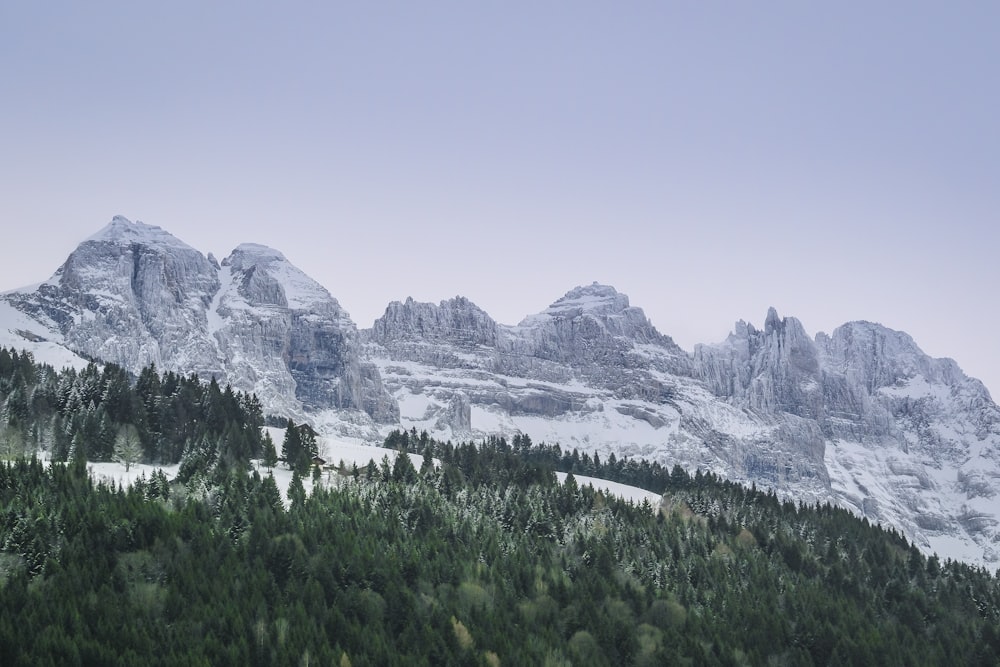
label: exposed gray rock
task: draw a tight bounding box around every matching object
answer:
[370,296,500,349]
[6,216,222,378]
[215,243,397,422]
[695,307,824,418]
[437,393,472,434]
[3,218,397,427]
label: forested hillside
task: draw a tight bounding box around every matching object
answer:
[0,348,998,665]
[0,347,265,479]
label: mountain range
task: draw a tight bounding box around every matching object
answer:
[2,216,998,568]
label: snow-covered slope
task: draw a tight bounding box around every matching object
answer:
[4,217,1000,568]
[364,291,1000,567]
[363,287,801,491]
[0,300,92,371]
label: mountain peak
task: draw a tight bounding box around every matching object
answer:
[562,281,624,301]
[223,243,337,313]
[84,216,192,250]
[543,282,630,318]
[230,243,288,262]
[764,306,782,335]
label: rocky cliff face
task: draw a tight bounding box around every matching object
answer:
[362,284,695,442]
[696,308,824,418]
[6,217,223,377]
[694,312,1000,565]
[365,295,1000,567]
[814,321,1000,559]
[3,217,396,426]
[209,243,397,423]
[3,218,999,567]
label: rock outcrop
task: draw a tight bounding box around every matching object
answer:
[210,243,397,422]
[363,284,693,440]
[6,217,222,377]
[4,217,397,427]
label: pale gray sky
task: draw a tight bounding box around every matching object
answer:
[2,2,998,396]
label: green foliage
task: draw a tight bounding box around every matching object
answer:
[0,348,263,479]
[281,419,318,475]
[261,432,278,471]
[0,374,998,664]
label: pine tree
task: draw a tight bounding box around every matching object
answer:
[392,452,417,484]
[68,430,88,464]
[289,469,306,509]
[420,447,435,476]
[281,419,302,471]
[281,421,318,474]
[299,424,319,467]
[262,433,278,471]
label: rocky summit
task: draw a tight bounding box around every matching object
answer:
[3,217,397,428]
[2,217,1000,567]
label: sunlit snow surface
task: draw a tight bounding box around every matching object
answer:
[87,461,181,489]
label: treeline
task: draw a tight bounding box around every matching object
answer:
[0,435,995,664]
[0,347,265,479]
[0,348,998,664]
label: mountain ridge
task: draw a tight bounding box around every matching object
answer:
[2,216,999,567]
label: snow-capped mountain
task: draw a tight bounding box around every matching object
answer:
[2,217,999,568]
[3,217,396,428]
[363,296,1000,569]
[362,285,1000,566]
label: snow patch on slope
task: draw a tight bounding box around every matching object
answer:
[231,243,340,313]
[206,264,232,336]
[825,437,999,564]
[555,471,663,510]
[0,302,90,370]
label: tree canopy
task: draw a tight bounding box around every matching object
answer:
[0,349,997,664]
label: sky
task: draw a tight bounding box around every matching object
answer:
[2,3,998,396]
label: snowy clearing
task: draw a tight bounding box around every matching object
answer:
[555,471,663,511]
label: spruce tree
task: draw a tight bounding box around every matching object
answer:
[281,419,301,470]
[262,432,278,470]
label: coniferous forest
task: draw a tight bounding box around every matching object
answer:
[1,347,999,665]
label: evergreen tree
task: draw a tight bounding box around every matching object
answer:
[262,432,278,471]
[281,420,318,474]
[392,451,417,484]
[68,430,88,464]
[289,468,306,509]
[299,424,319,466]
[282,419,302,470]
